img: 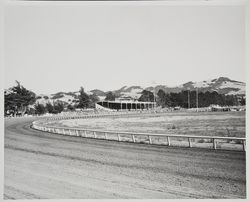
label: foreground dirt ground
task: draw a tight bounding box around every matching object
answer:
[4,117,246,199]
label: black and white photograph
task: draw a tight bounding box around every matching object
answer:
[1,0,248,200]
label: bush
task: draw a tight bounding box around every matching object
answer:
[46,103,54,113]
[67,104,75,111]
[53,102,64,114]
[34,103,46,115]
[197,139,205,143]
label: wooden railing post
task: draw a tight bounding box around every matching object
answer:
[104,132,108,140]
[167,136,170,146]
[117,133,121,141]
[242,140,246,151]
[188,137,192,148]
[148,135,152,144]
[213,138,217,150]
[132,134,136,143]
[94,131,96,138]
[78,130,82,137]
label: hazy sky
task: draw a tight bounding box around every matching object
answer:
[4,5,245,94]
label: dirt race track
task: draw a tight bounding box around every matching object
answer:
[4,117,246,199]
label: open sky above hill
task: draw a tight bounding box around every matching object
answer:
[4,4,245,94]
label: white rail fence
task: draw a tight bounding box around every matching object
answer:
[31,113,246,152]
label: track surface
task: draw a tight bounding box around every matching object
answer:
[4,117,246,199]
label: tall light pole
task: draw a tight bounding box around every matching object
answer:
[187,88,190,109]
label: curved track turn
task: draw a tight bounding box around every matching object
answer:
[4,117,246,199]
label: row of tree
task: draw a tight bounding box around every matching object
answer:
[32,87,101,115]
[33,102,64,115]
[4,82,100,116]
[102,89,245,108]
[138,89,245,108]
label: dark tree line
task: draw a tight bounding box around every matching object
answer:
[5,83,100,116]
[156,89,244,108]
[40,87,100,114]
[34,102,65,115]
[119,89,244,108]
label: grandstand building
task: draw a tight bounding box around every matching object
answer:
[96,100,156,111]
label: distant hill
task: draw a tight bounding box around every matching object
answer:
[113,86,144,100]
[34,77,245,106]
[90,89,106,96]
[113,77,245,100]
[146,77,245,95]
